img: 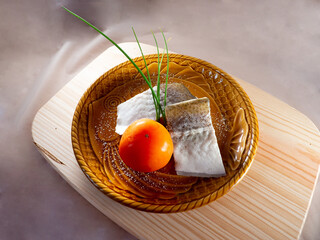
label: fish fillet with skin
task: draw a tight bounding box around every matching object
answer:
[116,83,195,135]
[166,97,226,177]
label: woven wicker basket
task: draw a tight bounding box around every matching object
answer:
[71,54,259,213]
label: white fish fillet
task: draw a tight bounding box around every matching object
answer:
[116,83,195,135]
[166,98,226,177]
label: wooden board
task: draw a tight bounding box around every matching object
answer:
[32,42,320,240]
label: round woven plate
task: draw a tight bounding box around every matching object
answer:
[71,54,259,213]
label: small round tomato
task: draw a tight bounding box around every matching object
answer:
[119,118,173,172]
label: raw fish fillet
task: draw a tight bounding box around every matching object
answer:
[166,97,226,177]
[116,83,195,135]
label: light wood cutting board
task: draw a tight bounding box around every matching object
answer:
[32,42,320,240]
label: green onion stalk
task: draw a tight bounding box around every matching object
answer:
[63,7,169,123]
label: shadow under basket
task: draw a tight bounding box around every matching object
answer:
[71,53,259,213]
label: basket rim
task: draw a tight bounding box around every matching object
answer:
[71,53,259,213]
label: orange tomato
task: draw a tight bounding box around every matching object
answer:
[119,118,173,172]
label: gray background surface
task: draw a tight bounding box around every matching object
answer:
[1,0,319,239]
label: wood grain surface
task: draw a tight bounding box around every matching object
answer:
[32,43,320,240]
